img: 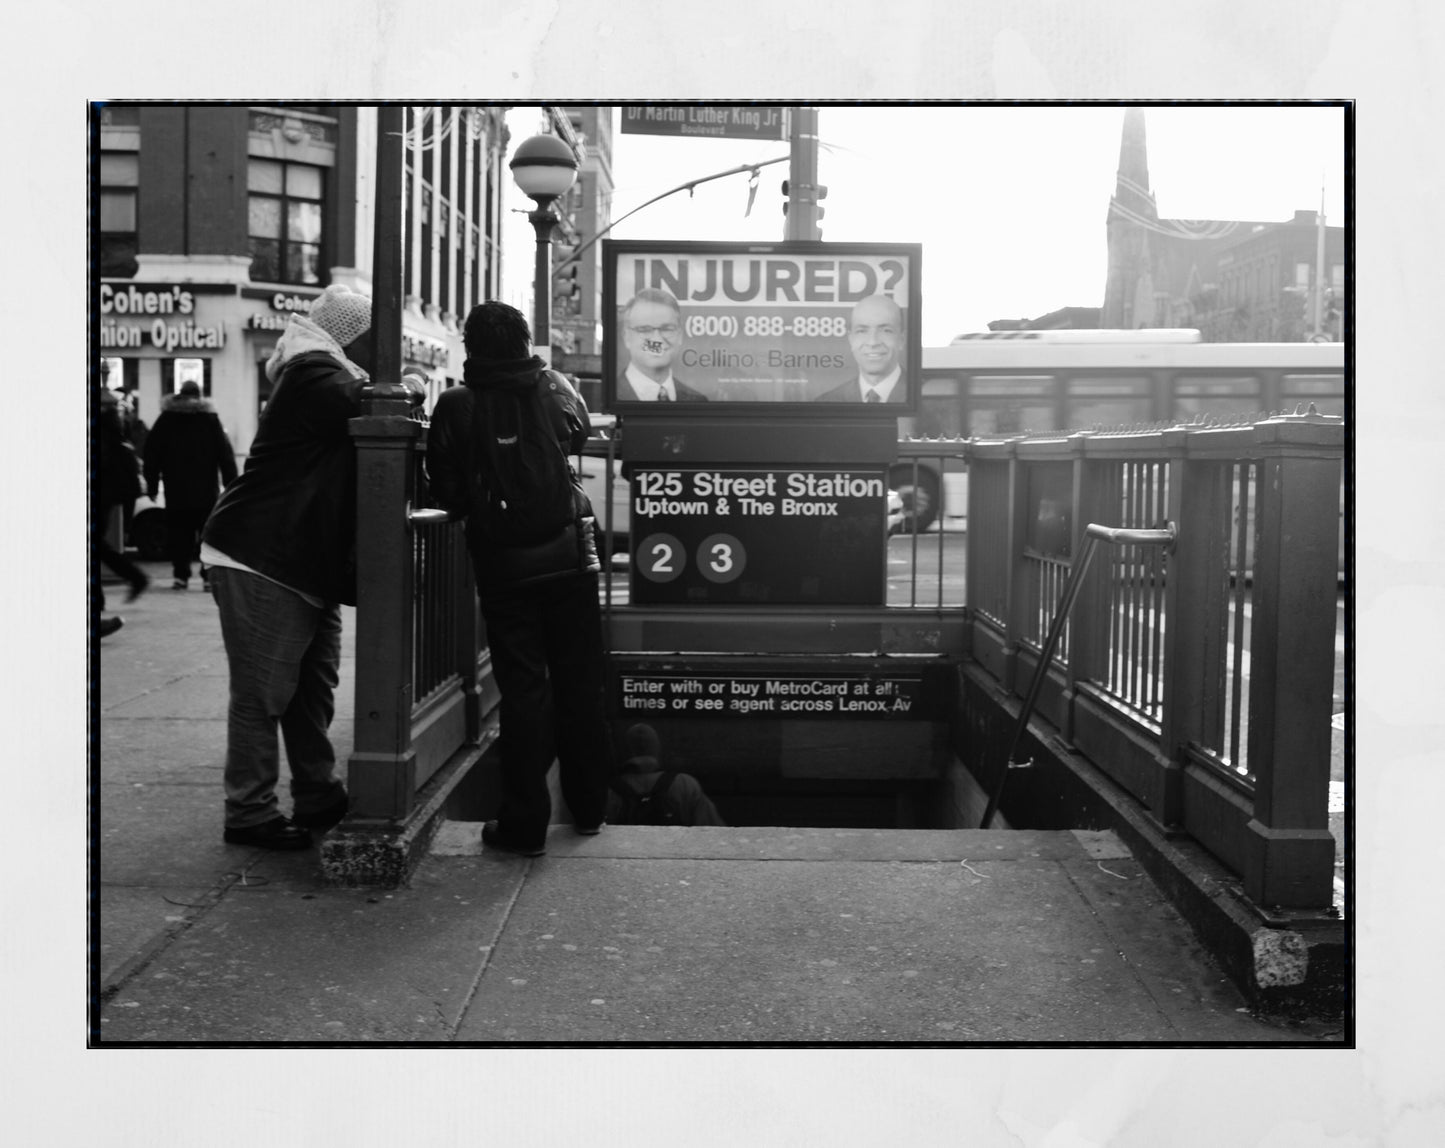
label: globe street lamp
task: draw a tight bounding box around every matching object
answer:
[509,133,580,364]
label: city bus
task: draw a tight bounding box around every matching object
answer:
[574,330,1346,542]
[895,330,1347,531]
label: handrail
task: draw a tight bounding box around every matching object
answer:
[979,520,1176,828]
[1082,524,1176,547]
[408,506,460,526]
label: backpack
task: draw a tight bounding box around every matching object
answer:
[469,369,578,547]
[609,772,679,826]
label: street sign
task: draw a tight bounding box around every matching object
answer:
[620,105,788,141]
[629,465,889,605]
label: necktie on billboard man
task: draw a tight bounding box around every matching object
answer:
[865,389,880,403]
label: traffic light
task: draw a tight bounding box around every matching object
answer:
[554,262,581,316]
[781,180,827,230]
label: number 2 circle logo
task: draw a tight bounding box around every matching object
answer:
[697,534,746,584]
[637,533,685,582]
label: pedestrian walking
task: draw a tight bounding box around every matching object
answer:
[606,724,726,827]
[95,382,149,637]
[144,380,238,590]
[200,283,371,850]
[426,301,611,857]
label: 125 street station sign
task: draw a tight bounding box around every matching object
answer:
[630,466,889,606]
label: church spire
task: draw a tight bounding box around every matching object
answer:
[1110,107,1157,222]
[1102,107,1158,327]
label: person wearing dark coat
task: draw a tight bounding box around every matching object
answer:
[605,724,726,827]
[426,301,613,857]
[143,380,238,589]
[95,383,150,637]
[200,284,372,850]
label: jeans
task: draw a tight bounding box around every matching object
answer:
[481,573,611,846]
[209,566,346,829]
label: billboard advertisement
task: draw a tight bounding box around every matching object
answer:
[601,241,922,416]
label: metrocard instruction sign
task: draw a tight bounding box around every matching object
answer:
[613,665,950,720]
[620,105,787,140]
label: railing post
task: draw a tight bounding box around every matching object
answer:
[1002,439,1028,694]
[1140,428,1200,826]
[1241,411,1342,908]
[346,407,423,820]
[962,451,986,626]
[1063,432,1101,741]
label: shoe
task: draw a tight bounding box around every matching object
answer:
[126,573,150,603]
[576,821,605,836]
[99,616,124,638]
[292,792,349,833]
[172,579,189,590]
[223,817,313,850]
[482,820,545,857]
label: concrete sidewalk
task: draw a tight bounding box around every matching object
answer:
[94,562,1339,1044]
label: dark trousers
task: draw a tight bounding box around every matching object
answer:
[93,500,146,616]
[165,503,212,581]
[481,573,611,847]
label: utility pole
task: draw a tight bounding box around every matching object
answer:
[370,105,405,387]
[784,107,822,241]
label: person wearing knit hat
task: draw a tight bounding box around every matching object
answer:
[199,283,376,851]
[307,283,373,352]
[604,723,726,827]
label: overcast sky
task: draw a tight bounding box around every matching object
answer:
[506,103,1345,345]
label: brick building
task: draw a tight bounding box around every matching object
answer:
[95,104,511,454]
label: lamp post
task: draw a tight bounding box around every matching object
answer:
[509,133,580,365]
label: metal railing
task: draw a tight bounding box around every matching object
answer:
[346,402,486,825]
[980,522,1176,828]
[964,411,1344,908]
[892,439,971,609]
[346,401,1342,909]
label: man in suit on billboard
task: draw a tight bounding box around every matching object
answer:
[616,288,709,402]
[815,294,907,404]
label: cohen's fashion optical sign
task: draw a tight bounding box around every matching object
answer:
[99,283,225,351]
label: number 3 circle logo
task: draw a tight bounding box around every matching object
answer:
[697,533,746,584]
[637,533,685,582]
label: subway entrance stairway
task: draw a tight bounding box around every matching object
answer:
[93,567,1341,1044]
